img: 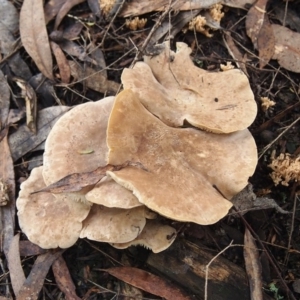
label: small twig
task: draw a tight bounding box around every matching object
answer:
[130,0,179,68]
[284,185,299,265]
[258,116,300,159]
[0,257,10,298]
[99,0,126,48]
[84,240,123,267]
[55,47,134,91]
[0,38,22,68]
[237,211,297,300]
[228,34,298,87]
[283,0,288,27]
[204,241,235,300]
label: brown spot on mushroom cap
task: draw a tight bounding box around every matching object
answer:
[85,175,143,208]
[43,96,114,185]
[122,42,257,133]
[17,166,90,249]
[79,205,151,243]
[106,90,257,225]
[111,220,177,253]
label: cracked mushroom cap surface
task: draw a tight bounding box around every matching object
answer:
[17,166,90,249]
[111,220,177,253]
[122,42,257,133]
[79,205,153,243]
[106,90,257,225]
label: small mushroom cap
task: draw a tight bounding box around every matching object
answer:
[79,205,151,243]
[17,166,90,249]
[107,90,257,225]
[122,42,257,133]
[43,96,114,185]
[111,220,177,253]
[85,175,143,208]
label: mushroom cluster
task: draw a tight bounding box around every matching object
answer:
[17,42,258,253]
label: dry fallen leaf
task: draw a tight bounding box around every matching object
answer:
[120,0,257,18]
[69,61,120,94]
[223,32,248,75]
[256,17,275,68]
[0,70,10,129]
[87,0,101,17]
[54,0,85,29]
[44,0,66,24]
[17,250,63,300]
[0,127,15,256]
[0,0,32,80]
[35,162,146,194]
[52,255,81,300]
[244,228,263,300]
[231,184,288,215]
[120,0,220,17]
[272,24,300,73]
[223,0,256,9]
[273,3,300,33]
[8,106,70,161]
[105,267,191,300]
[20,0,53,79]
[14,77,37,134]
[245,0,275,68]
[19,240,47,257]
[50,41,71,83]
[7,234,26,296]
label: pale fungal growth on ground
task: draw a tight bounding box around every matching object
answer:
[209,3,224,23]
[99,0,115,15]
[220,61,235,71]
[269,153,300,186]
[188,16,212,37]
[125,17,147,30]
[188,4,224,37]
[0,179,9,206]
[16,42,258,253]
[260,96,276,112]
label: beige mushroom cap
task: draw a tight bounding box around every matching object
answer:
[85,175,142,208]
[107,90,257,225]
[43,96,142,209]
[79,205,152,243]
[122,42,257,133]
[111,220,177,253]
[43,96,114,185]
[17,166,90,249]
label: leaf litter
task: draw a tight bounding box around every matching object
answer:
[0,0,300,299]
[20,0,53,80]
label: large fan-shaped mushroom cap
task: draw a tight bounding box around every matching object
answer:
[106,90,257,225]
